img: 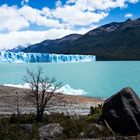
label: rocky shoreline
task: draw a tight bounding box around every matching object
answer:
[0,86,140,139]
[0,85,103,115]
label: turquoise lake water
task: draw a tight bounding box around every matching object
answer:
[0,61,140,98]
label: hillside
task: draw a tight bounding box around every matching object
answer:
[23,18,140,60]
[23,34,81,53]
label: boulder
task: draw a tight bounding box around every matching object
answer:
[39,123,64,140]
[86,123,104,138]
[91,136,140,140]
[101,87,140,135]
[20,124,32,134]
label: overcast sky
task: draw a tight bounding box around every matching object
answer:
[0,0,140,50]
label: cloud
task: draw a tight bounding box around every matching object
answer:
[66,0,139,11]
[0,27,94,50]
[50,6,108,26]
[125,13,133,18]
[0,4,69,32]
[19,6,66,28]
[55,0,62,7]
[0,0,139,49]
[66,0,77,4]
[0,5,29,31]
[128,0,139,3]
[21,0,29,6]
[0,0,139,32]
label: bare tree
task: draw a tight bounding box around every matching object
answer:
[1,88,25,116]
[24,67,63,121]
[11,90,21,117]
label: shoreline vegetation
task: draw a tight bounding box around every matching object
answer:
[0,85,140,139]
[0,85,107,139]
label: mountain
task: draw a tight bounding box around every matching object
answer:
[9,45,29,52]
[23,18,140,60]
[23,34,82,53]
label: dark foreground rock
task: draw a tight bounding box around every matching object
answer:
[81,135,140,140]
[39,123,64,140]
[20,124,32,134]
[101,87,140,135]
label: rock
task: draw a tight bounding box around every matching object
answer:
[86,123,103,138]
[90,136,140,140]
[92,123,103,132]
[88,123,103,133]
[116,136,138,140]
[39,123,64,140]
[101,87,140,135]
[79,132,86,137]
[20,124,32,133]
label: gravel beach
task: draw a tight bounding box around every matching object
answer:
[0,85,103,115]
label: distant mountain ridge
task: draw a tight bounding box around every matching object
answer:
[23,18,140,60]
[8,45,25,52]
[23,34,82,53]
[8,44,30,52]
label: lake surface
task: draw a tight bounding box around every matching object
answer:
[0,61,140,98]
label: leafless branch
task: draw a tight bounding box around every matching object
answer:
[24,66,64,121]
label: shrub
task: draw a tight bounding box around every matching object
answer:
[10,113,36,124]
[90,105,102,115]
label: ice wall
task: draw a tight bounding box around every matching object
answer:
[0,51,96,63]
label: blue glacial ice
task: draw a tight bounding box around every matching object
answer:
[0,51,96,63]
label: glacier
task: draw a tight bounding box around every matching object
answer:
[0,51,96,63]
